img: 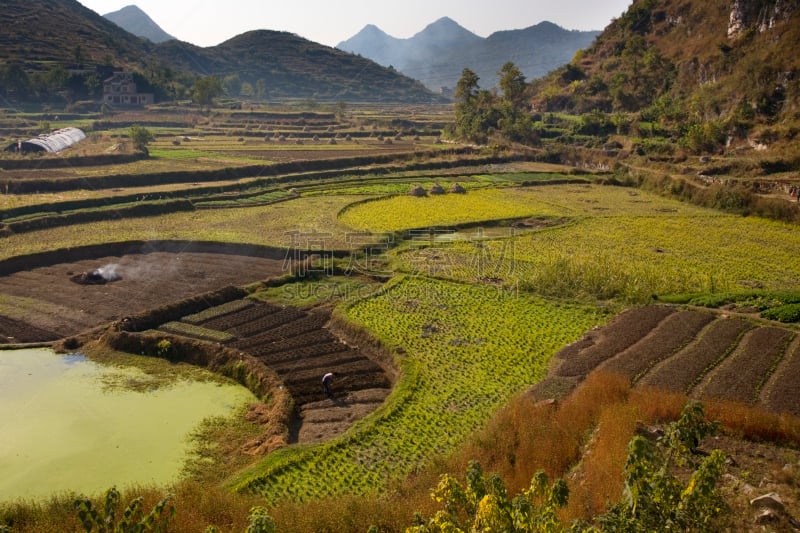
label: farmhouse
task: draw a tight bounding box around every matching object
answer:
[103,72,153,106]
[3,127,86,153]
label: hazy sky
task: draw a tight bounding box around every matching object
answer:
[76,1,633,48]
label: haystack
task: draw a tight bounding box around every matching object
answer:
[409,185,427,197]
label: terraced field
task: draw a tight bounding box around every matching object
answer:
[553,305,800,417]
[160,300,392,443]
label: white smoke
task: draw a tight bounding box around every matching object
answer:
[93,263,122,281]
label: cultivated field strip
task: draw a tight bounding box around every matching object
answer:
[182,299,255,324]
[696,327,794,405]
[0,251,287,339]
[223,308,309,339]
[195,301,392,423]
[0,315,60,343]
[638,317,754,393]
[552,304,799,415]
[555,305,676,377]
[199,302,283,331]
[598,310,716,380]
[762,338,800,417]
[230,312,329,348]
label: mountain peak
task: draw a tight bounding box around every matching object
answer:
[413,16,481,42]
[104,4,175,43]
[339,17,598,93]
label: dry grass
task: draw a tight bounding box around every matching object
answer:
[705,399,800,446]
[566,402,639,520]
[452,372,631,495]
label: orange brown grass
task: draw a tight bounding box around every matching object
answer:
[566,402,640,520]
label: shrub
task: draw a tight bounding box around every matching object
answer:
[73,487,174,533]
[761,303,800,323]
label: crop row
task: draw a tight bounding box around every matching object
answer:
[231,312,330,349]
[157,321,235,343]
[639,317,754,393]
[220,308,307,338]
[240,329,335,356]
[698,327,794,405]
[598,310,716,380]
[199,301,283,331]
[187,298,391,408]
[181,299,255,324]
[555,306,676,377]
[554,306,798,412]
[764,341,800,416]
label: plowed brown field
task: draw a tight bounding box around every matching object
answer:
[0,243,287,342]
[555,306,798,417]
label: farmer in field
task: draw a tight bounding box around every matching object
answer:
[322,372,335,398]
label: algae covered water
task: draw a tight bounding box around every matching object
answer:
[0,347,256,502]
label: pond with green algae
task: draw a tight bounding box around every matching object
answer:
[0,347,256,502]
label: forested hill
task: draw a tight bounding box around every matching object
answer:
[0,0,441,103]
[530,0,800,126]
[154,30,440,102]
[0,0,152,72]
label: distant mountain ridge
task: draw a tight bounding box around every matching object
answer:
[103,4,175,43]
[338,17,600,91]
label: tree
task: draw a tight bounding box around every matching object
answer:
[597,401,726,532]
[455,68,480,103]
[129,125,154,154]
[0,62,32,100]
[223,74,242,97]
[73,44,84,68]
[192,75,223,109]
[498,62,527,108]
[453,68,493,143]
[241,81,255,98]
[256,79,267,100]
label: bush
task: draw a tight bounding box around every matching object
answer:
[761,303,800,323]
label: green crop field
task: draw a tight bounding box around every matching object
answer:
[339,183,713,233]
[339,187,568,231]
[356,185,800,302]
[236,276,607,502]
